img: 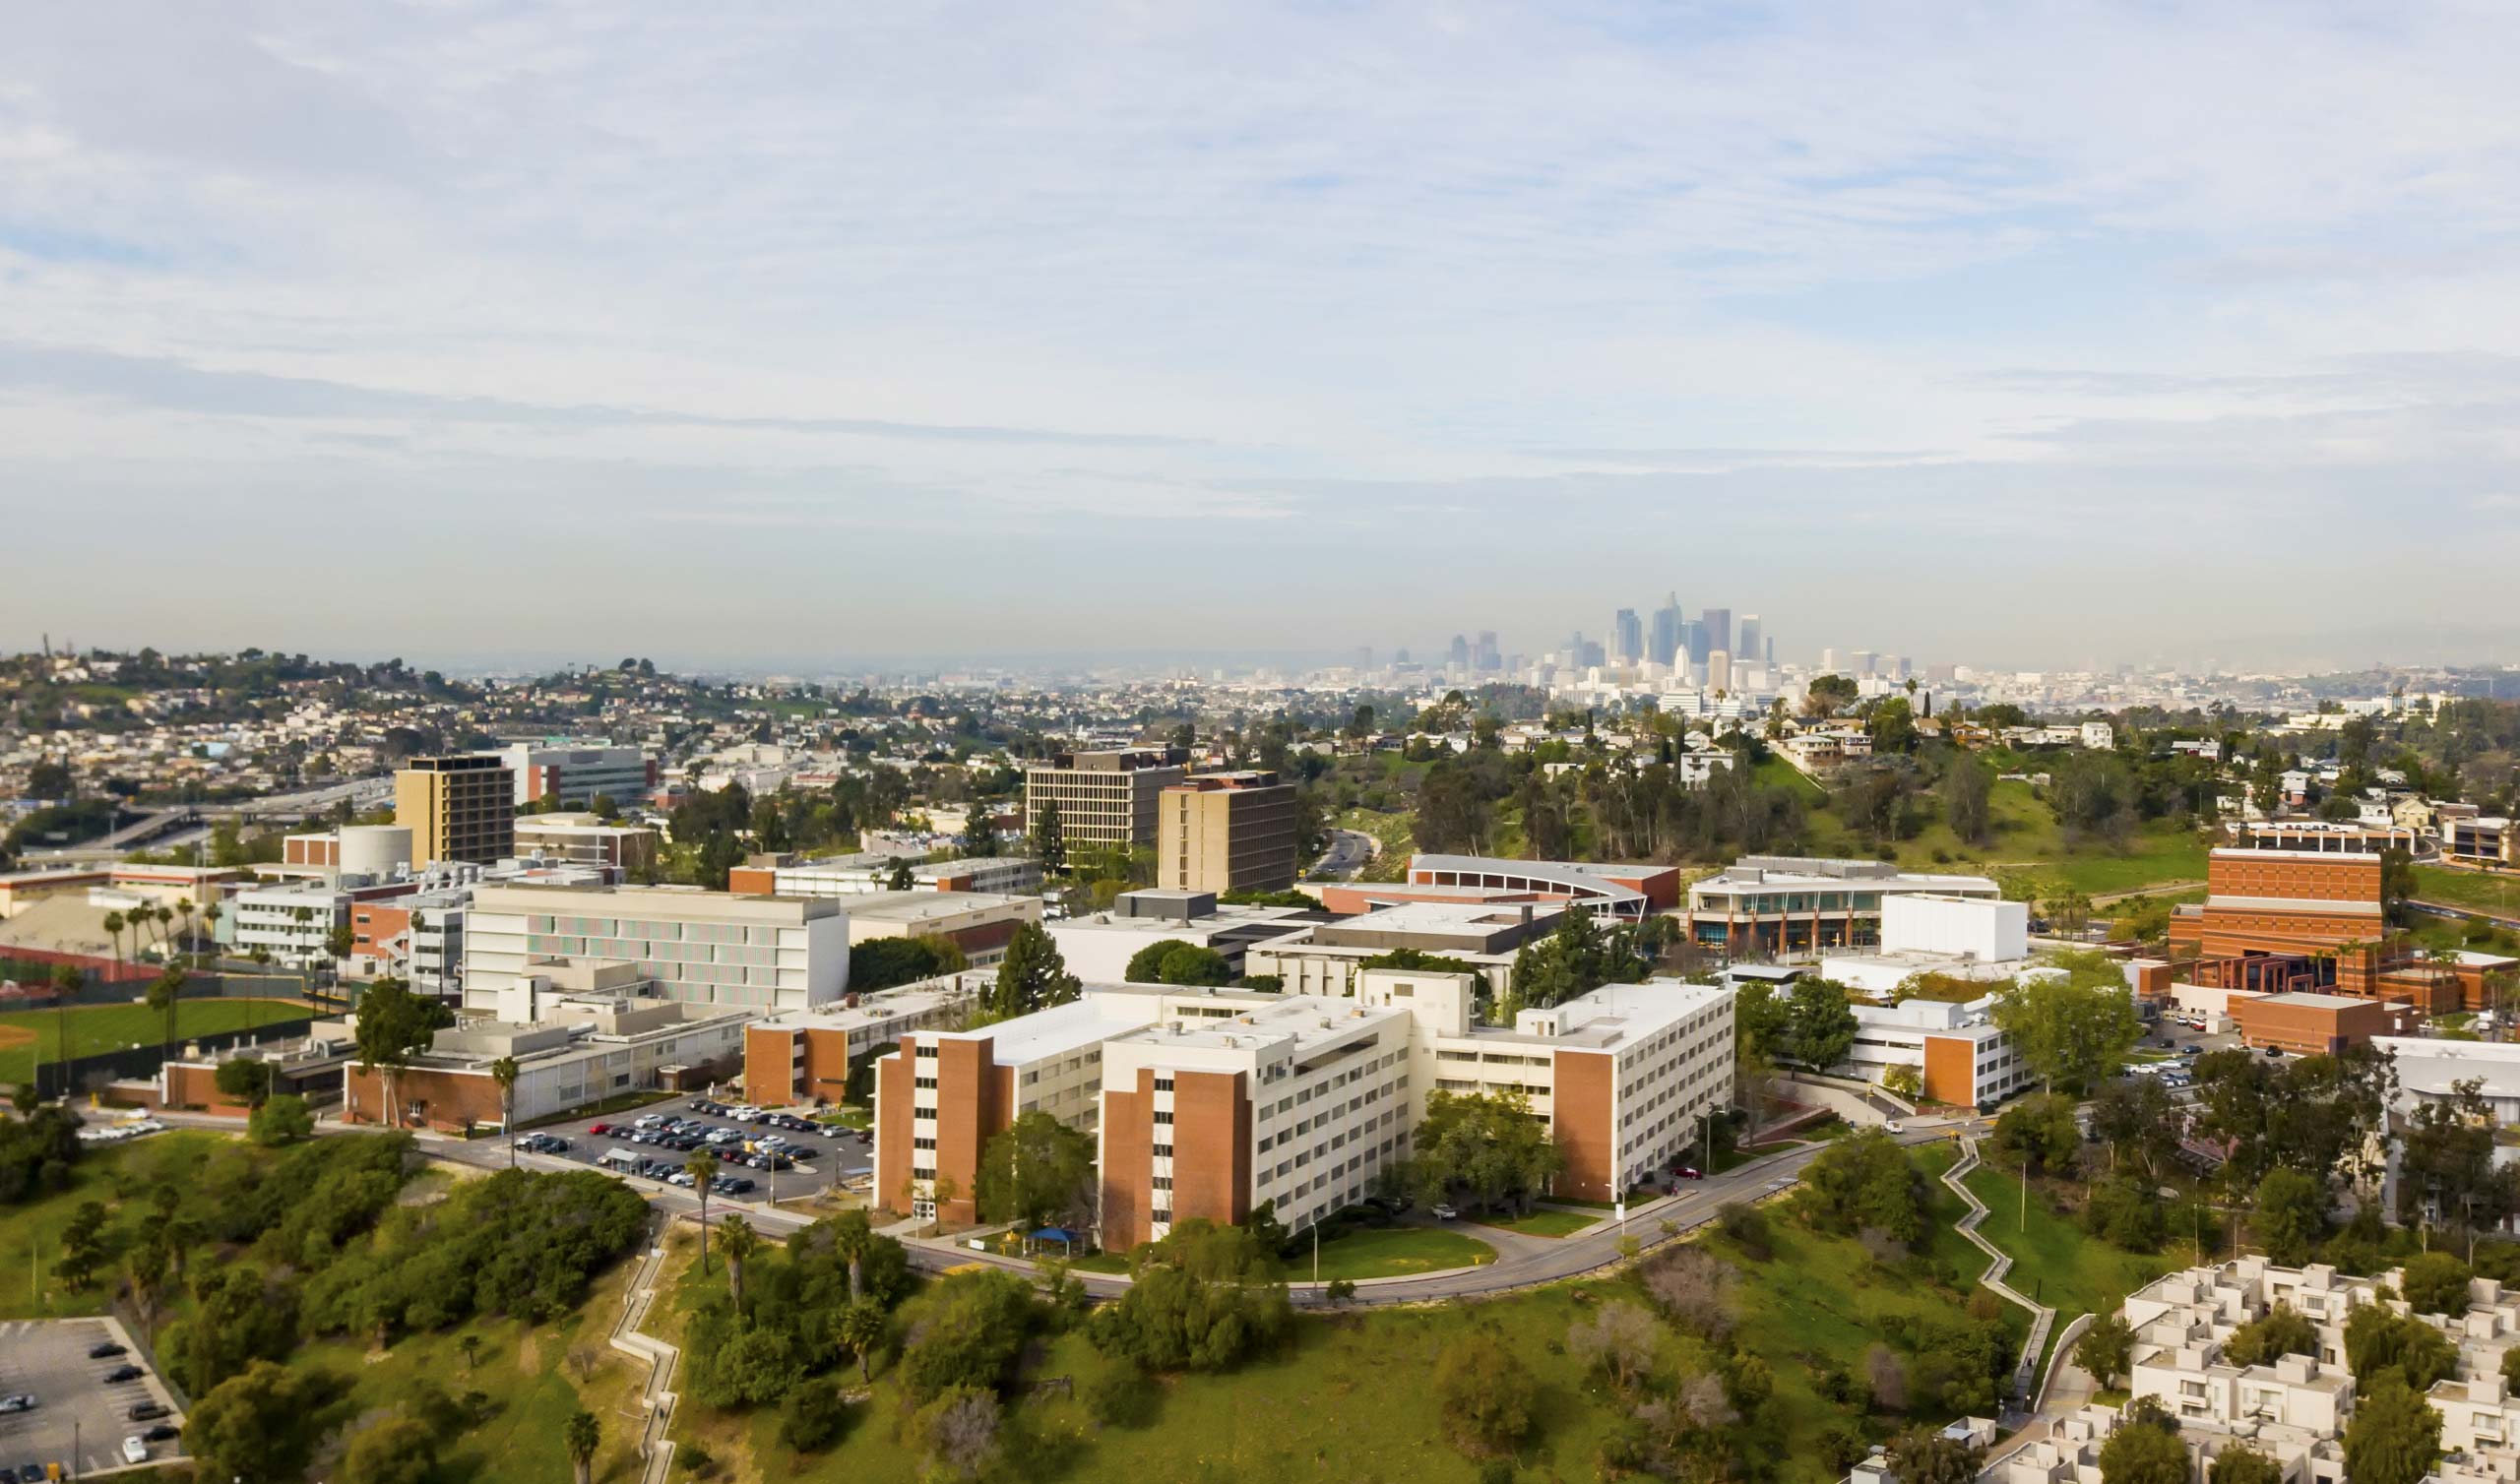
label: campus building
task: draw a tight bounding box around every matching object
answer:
[489,740,658,809]
[1242,899,1562,1002]
[1840,997,2032,1110]
[1315,854,1680,920]
[1157,771,1301,894]
[1044,889,1321,982]
[740,973,986,1108]
[1023,747,1187,847]
[459,883,849,1015]
[394,754,516,867]
[870,968,1735,1245]
[842,890,1041,967]
[2165,844,2509,1013]
[1684,857,2002,954]
[512,814,661,875]
[728,852,1043,898]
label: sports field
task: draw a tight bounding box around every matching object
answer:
[0,997,309,1084]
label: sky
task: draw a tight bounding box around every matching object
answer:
[5,1,2520,675]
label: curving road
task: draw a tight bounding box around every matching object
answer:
[139,1106,1974,1307]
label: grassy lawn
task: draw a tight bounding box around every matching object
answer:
[0,997,308,1084]
[2412,864,2520,919]
[0,1129,236,1320]
[1297,1224,1494,1280]
[1960,1161,2174,1375]
[1762,766,2209,896]
[1470,1207,1598,1238]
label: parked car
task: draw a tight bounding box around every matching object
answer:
[2178,1046,2203,1057]
[633,1114,666,1130]
[587,1123,612,1136]
[129,1401,169,1421]
[123,1438,150,1464]
[2263,1046,2285,1059]
[1430,1203,1459,1221]
[1881,1121,1906,1135]
[0,1394,33,1414]
[723,1177,757,1196]
[102,1364,145,1384]
[0,1463,19,1483]
[141,1424,180,1444]
[88,1341,127,1360]
[668,1173,696,1188]
[1671,1164,1704,1180]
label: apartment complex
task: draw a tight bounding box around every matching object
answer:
[490,739,658,809]
[1683,857,2002,953]
[1156,772,1300,894]
[395,754,516,867]
[1022,747,1187,846]
[459,883,848,1015]
[871,967,1734,1246]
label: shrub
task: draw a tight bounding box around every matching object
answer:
[775,1377,850,1453]
[1435,1330,1534,1457]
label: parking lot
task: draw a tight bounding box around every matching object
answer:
[516,1092,874,1206]
[0,1318,184,1479]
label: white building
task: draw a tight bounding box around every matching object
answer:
[1044,889,1315,982]
[735,852,1043,897]
[492,739,655,808]
[460,883,849,1015]
[1839,997,2032,1109]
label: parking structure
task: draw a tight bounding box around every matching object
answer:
[513,1092,874,1206]
[0,1318,185,1480]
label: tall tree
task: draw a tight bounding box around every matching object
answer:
[352,976,443,1129]
[1029,801,1067,877]
[490,1056,520,1163]
[1990,952,2142,1093]
[146,966,186,1062]
[2343,1376,2443,1484]
[720,1213,761,1305]
[989,922,1080,1020]
[976,1111,1097,1232]
[1784,978,1858,1075]
[687,1150,721,1273]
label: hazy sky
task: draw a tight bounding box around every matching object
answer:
[5,2,2519,673]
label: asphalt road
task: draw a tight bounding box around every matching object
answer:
[1307,829,1375,881]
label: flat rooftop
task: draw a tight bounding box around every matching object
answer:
[1340,900,1561,933]
[843,890,1032,926]
[2251,991,2369,1009]
[750,974,983,1032]
[1107,993,1399,1057]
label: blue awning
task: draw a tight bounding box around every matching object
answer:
[1030,1227,1075,1243]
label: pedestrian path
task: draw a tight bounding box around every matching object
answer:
[1939,1137,2054,1412]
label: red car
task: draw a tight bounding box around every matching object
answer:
[1671,1164,1704,1181]
[588,1123,612,1136]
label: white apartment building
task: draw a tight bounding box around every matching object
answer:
[1839,997,2033,1110]
[461,883,849,1015]
[230,881,362,966]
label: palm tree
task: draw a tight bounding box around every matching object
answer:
[563,1408,598,1484]
[199,901,221,965]
[834,1297,886,1386]
[459,1332,482,1372]
[101,911,125,974]
[720,1213,760,1304]
[686,1151,720,1273]
[154,905,174,958]
[173,897,196,963]
[830,1207,875,1303]
[490,1056,521,1164]
[145,966,186,1062]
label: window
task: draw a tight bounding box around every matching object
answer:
[1153,1111,1172,1125]
[1153,1144,1172,1157]
[1155,1076,1173,1091]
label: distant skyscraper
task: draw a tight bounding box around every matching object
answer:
[1651,593,1682,667]
[1699,608,1732,660]
[1707,649,1732,693]
[1395,647,1411,665]
[1613,608,1642,664]
[1765,636,1776,667]
[1822,648,1841,673]
[1735,615,1762,671]
[1473,631,1500,672]
[1448,634,1470,669]
[1354,647,1373,670]
[1682,619,1711,666]
[1852,650,1878,676]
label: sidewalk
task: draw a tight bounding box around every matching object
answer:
[1937,1137,2055,1412]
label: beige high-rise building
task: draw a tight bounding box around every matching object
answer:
[395,755,516,868]
[1157,772,1299,893]
[1023,747,1186,847]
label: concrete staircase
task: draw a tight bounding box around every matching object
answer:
[1940,1137,2055,1412]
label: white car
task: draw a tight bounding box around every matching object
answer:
[1882,1121,1906,1135]
[124,1436,150,1464]
[668,1173,696,1188]
[1430,1203,1459,1220]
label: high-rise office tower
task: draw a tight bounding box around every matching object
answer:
[1682,619,1711,666]
[1699,608,1732,660]
[1448,634,1470,669]
[1735,616,1762,672]
[1766,636,1776,667]
[1852,650,1878,676]
[1474,631,1500,671]
[1822,648,1841,673]
[1651,593,1682,668]
[1707,649,1732,693]
[1613,608,1642,664]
